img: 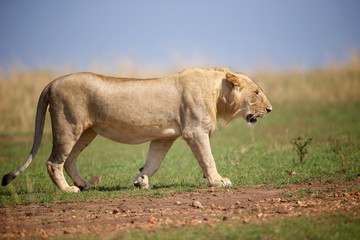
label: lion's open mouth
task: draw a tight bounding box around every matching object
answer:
[246,114,257,123]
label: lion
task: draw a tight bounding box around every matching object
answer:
[2,67,272,192]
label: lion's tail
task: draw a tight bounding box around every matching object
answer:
[2,83,51,186]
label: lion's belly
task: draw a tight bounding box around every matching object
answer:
[91,122,181,144]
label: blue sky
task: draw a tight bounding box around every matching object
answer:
[0,0,359,72]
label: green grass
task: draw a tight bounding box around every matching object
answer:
[0,103,359,206]
[69,210,360,240]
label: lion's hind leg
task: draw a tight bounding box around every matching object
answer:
[64,128,97,191]
[46,123,89,193]
[46,145,80,193]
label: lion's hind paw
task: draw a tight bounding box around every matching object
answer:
[133,175,154,189]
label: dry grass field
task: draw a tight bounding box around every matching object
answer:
[1,53,359,134]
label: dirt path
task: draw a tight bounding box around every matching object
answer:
[1,179,360,239]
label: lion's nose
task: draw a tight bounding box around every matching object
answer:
[266,107,272,113]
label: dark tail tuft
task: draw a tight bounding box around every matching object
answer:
[2,173,15,186]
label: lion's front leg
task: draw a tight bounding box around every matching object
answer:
[184,132,232,187]
[134,139,175,189]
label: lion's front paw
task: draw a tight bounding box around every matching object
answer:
[133,175,154,189]
[209,178,232,187]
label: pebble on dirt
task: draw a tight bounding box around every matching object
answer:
[112,209,120,214]
[192,200,204,209]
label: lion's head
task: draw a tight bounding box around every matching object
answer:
[220,72,272,127]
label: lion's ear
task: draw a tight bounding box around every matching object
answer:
[225,73,242,89]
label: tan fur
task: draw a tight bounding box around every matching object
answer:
[2,68,272,192]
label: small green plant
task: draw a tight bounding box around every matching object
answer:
[290,136,313,164]
[328,137,342,155]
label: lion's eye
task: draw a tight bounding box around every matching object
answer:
[255,91,260,96]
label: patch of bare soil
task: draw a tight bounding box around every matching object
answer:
[1,179,360,239]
